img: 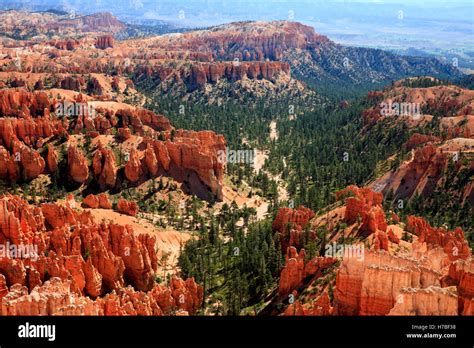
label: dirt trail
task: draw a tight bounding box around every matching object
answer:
[221,119,289,221]
[270,120,278,141]
[253,149,268,174]
[252,120,289,202]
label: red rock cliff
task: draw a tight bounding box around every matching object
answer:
[272,206,315,250]
[336,185,387,237]
[0,194,203,316]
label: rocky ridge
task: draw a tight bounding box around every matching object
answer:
[269,186,473,316]
[0,88,226,201]
[0,194,203,316]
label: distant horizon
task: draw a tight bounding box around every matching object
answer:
[0,0,474,65]
[1,1,473,60]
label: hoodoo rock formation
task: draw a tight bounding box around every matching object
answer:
[83,194,100,209]
[0,89,51,118]
[95,35,114,49]
[92,147,117,189]
[0,85,226,201]
[140,131,226,200]
[388,286,458,315]
[406,216,471,261]
[0,10,471,320]
[98,193,112,209]
[187,61,291,90]
[124,149,142,183]
[273,206,315,233]
[443,259,474,315]
[1,275,203,316]
[12,140,45,180]
[68,145,89,184]
[283,290,333,316]
[331,196,471,316]
[270,183,472,316]
[60,76,85,91]
[0,12,126,38]
[83,193,113,210]
[46,144,58,173]
[336,185,388,236]
[116,199,139,217]
[363,84,474,129]
[50,39,80,51]
[334,251,443,315]
[272,206,315,250]
[279,247,336,296]
[0,194,203,315]
[155,21,330,62]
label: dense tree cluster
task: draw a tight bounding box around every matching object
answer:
[178,212,283,315]
[139,77,472,314]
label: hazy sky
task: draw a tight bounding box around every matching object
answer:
[1,0,472,51]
